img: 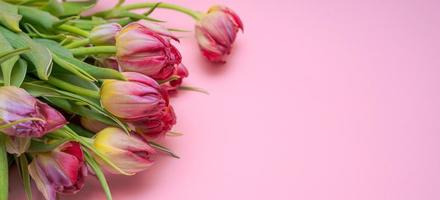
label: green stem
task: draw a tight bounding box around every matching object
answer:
[58,24,90,37]
[70,46,117,56]
[119,2,203,20]
[47,77,100,99]
[64,38,91,49]
[0,134,8,200]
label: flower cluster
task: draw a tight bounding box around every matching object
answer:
[0,1,242,200]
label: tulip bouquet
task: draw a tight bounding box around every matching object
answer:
[0,0,242,200]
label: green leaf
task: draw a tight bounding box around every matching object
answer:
[52,73,99,91]
[0,134,9,200]
[143,2,161,16]
[69,124,95,138]
[54,53,124,80]
[28,138,68,153]
[45,97,118,127]
[23,24,66,41]
[68,17,107,31]
[62,0,97,17]
[0,26,53,80]
[0,1,22,32]
[18,5,59,31]
[42,0,64,16]
[10,58,27,87]
[0,29,19,86]
[84,151,113,200]
[17,155,32,200]
[36,39,124,80]
[34,38,72,57]
[51,53,97,82]
[46,76,99,98]
[0,47,29,64]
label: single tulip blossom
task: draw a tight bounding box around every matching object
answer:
[100,72,170,121]
[93,127,156,175]
[28,141,87,200]
[195,6,243,62]
[115,22,182,80]
[100,72,177,138]
[89,23,122,45]
[0,86,66,137]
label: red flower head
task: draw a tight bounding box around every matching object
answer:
[115,22,182,80]
[28,141,87,200]
[195,6,243,62]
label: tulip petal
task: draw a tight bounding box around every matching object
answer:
[29,157,57,200]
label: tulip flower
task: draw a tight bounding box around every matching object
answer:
[195,6,243,62]
[101,72,177,137]
[89,23,122,45]
[93,127,156,175]
[0,86,66,137]
[115,22,182,80]
[80,117,109,133]
[162,64,189,93]
[28,141,87,200]
[100,72,170,121]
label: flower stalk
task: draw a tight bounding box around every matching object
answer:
[70,46,117,56]
[0,134,8,200]
[118,2,203,20]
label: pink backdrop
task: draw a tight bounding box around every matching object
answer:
[10,0,440,199]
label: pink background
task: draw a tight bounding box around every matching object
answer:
[10,0,440,199]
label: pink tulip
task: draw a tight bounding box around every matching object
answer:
[0,86,66,137]
[93,127,156,175]
[100,72,176,138]
[101,72,170,121]
[115,22,182,80]
[28,141,87,200]
[89,23,122,45]
[195,6,243,62]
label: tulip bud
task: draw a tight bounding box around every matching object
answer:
[115,22,182,80]
[195,6,243,62]
[89,23,122,45]
[28,141,87,200]
[80,117,108,133]
[100,72,170,121]
[0,86,67,137]
[162,64,189,94]
[93,127,156,175]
